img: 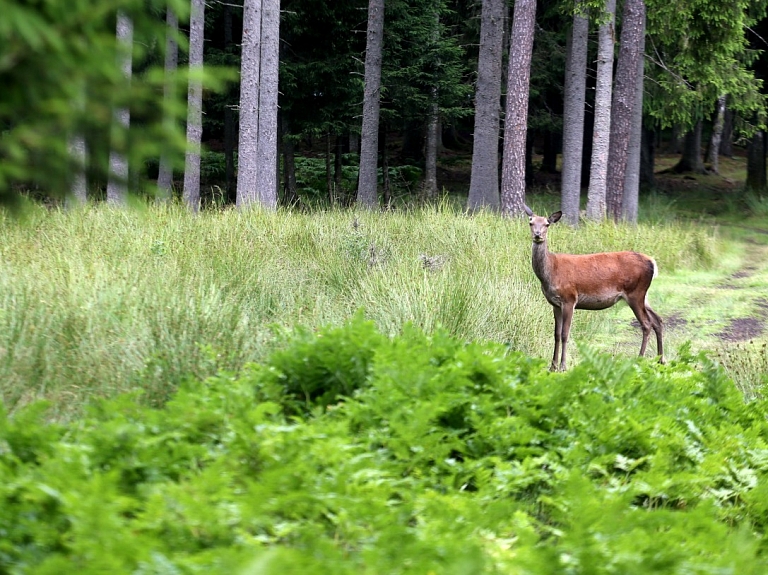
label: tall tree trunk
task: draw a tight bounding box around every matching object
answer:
[560,6,588,226]
[467,0,504,211]
[223,3,236,204]
[357,0,385,208]
[673,120,705,173]
[68,134,88,205]
[746,130,767,193]
[622,19,645,223]
[707,95,726,174]
[281,114,298,205]
[255,0,280,208]
[182,0,206,212]
[236,0,262,207]
[423,98,439,200]
[605,0,645,222]
[157,9,178,202]
[106,12,133,205]
[640,124,655,188]
[720,103,734,157]
[68,83,88,206]
[585,0,615,220]
[500,0,537,217]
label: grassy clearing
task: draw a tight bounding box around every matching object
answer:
[0,201,719,418]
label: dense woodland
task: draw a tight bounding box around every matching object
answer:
[2,0,768,220]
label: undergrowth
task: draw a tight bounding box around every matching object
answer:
[0,203,720,417]
[1,319,767,573]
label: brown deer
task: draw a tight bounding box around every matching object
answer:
[524,205,664,371]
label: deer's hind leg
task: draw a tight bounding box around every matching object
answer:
[627,298,654,357]
[646,306,664,363]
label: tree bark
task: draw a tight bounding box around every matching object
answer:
[622,19,645,223]
[585,0,615,220]
[223,3,236,204]
[356,0,385,208]
[467,0,504,212]
[746,130,767,193]
[254,0,280,209]
[720,103,734,157]
[640,124,655,188]
[605,0,645,222]
[68,134,88,205]
[236,0,262,207]
[182,0,206,212]
[423,98,439,200]
[106,12,133,205]
[500,0,537,217]
[673,120,705,173]
[560,6,588,226]
[157,9,178,202]
[707,95,726,174]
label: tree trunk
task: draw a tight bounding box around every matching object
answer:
[423,98,439,200]
[605,0,645,222]
[68,134,88,205]
[746,130,767,193]
[622,18,645,223]
[182,0,206,212]
[673,120,705,173]
[720,103,734,157]
[467,0,504,212]
[157,9,178,202]
[640,124,655,188]
[356,0,385,208]
[707,95,726,174]
[255,0,280,209]
[560,7,588,226]
[500,0,537,217]
[585,0,615,220]
[236,0,262,207]
[106,12,133,205]
[223,3,236,204]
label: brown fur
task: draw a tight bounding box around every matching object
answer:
[524,206,664,371]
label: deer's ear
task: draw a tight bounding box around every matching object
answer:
[523,205,534,217]
[549,211,562,224]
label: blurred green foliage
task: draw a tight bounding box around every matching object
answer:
[2,317,768,572]
[0,0,233,205]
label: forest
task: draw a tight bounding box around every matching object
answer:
[5,0,768,573]
[3,0,768,217]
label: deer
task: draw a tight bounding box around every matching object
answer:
[523,205,664,371]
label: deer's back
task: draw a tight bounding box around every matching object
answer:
[547,251,655,307]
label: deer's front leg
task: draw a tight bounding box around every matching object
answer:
[551,306,563,371]
[559,302,575,371]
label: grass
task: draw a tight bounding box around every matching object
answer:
[0,199,722,419]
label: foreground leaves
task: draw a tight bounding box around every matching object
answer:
[1,318,768,573]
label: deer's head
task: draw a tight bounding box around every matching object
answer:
[523,205,562,244]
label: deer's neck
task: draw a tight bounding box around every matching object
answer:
[531,241,553,285]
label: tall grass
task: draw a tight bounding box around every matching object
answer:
[0,203,718,417]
